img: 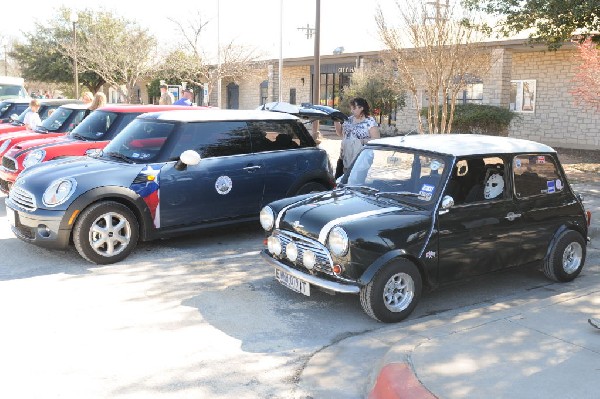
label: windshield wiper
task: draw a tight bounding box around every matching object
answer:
[71,133,89,141]
[35,126,49,133]
[375,191,421,199]
[346,185,380,194]
[104,151,133,163]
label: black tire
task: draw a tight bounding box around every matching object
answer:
[296,182,327,195]
[543,230,586,282]
[360,259,422,323]
[73,201,139,265]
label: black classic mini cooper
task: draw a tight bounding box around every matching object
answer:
[260,134,590,323]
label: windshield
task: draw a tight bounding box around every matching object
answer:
[101,118,176,163]
[38,107,76,132]
[0,85,27,100]
[344,147,450,206]
[69,110,122,140]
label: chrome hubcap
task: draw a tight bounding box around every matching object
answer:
[383,272,414,312]
[562,242,582,274]
[89,212,131,257]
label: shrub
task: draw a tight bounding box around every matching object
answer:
[421,103,519,136]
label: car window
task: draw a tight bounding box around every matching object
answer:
[446,157,506,204]
[103,119,177,163]
[0,101,10,116]
[39,105,59,120]
[166,121,251,160]
[70,110,120,140]
[248,120,312,152]
[513,154,564,197]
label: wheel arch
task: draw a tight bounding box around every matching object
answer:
[358,249,430,289]
[64,186,155,243]
[285,170,335,196]
[544,224,587,260]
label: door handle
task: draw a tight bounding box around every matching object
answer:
[505,212,522,221]
[243,165,261,171]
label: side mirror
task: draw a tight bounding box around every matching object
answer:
[577,193,585,202]
[175,150,201,171]
[441,195,454,209]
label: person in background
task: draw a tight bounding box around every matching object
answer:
[81,91,94,104]
[334,97,379,176]
[173,88,194,106]
[159,84,174,105]
[89,92,107,111]
[24,99,42,131]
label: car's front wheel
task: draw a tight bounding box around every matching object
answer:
[73,201,139,264]
[543,230,586,282]
[360,259,422,323]
[296,181,327,195]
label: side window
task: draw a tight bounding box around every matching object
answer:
[167,121,251,160]
[513,155,563,198]
[248,120,311,152]
[447,157,506,204]
[39,106,58,120]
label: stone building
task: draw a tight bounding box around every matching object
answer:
[198,38,599,150]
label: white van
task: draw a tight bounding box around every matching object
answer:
[0,76,28,100]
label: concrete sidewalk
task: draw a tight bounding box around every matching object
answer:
[297,182,600,399]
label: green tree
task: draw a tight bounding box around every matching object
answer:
[339,62,405,124]
[463,0,600,49]
[10,21,105,94]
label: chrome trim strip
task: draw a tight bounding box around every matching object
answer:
[274,191,328,229]
[261,251,360,294]
[317,207,402,244]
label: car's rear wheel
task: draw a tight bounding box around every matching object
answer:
[296,182,327,195]
[73,201,139,265]
[543,230,586,282]
[360,259,422,323]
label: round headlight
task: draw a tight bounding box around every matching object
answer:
[0,139,11,153]
[42,178,77,207]
[328,227,349,257]
[23,149,46,169]
[303,250,316,270]
[267,236,282,256]
[286,241,298,262]
[259,206,275,231]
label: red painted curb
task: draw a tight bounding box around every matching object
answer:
[368,363,436,399]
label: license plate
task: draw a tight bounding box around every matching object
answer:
[6,208,15,227]
[275,268,310,296]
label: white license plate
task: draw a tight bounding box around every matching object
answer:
[6,208,15,227]
[275,268,310,296]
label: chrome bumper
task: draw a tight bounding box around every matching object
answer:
[260,250,360,294]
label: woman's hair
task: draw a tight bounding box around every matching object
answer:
[350,97,371,117]
[29,98,41,108]
[89,92,107,110]
[81,91,94,103]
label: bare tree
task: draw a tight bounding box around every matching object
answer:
[163,12,265,103]
[377,0,493,134]
[58,8,158,103]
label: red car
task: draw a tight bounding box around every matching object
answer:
[0,104,207,193]
[0,99,82,135]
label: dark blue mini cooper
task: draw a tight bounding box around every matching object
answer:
[260,134,590,323]
[5,107,342,264]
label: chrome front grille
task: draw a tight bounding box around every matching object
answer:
[274,229,334,275]
[9,185,36,211]
[2,156,17,171]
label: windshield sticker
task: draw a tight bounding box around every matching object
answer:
[130,164,164,228]
[387,156,400,165]
[131,152,140,158]
[515,159,522,168]
[536,156,546,164]
[95,132,103,137]
[547,180,556,193]
[215,175,233,195]
[418,184,435,201]
[556,179,563,191]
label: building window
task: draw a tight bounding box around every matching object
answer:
[510,79,536,113]
[260,80,268,105]
[289,88,296,105]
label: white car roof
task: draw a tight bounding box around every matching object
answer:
[370,134,556,157]
[154,109,300,122]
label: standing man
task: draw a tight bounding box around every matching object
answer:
[173,88,194,106]
[159,84,174,105]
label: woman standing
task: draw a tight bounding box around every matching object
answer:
[334,97,379,176]
[23,99,42,131]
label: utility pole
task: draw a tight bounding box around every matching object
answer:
[312,0,321,142]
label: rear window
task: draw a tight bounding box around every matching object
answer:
[513,154,564,197]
